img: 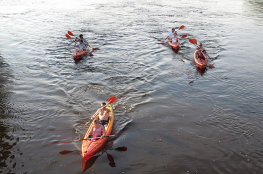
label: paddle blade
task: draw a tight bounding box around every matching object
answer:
[158,42,164,44]
[59,139,82,143]
[109,161,116,167]
[92,48,99,50]
[115,146,127,151]
[65,34,71,39]
[108,96,117,104]
[189,38,197,45]
[107,153,116,167]
[59,150,74,155]
[179,25,185,30]
[59,140,74,143]
[181,34,187,38]
[68,31,74,36]
[209,64,215,68]
[89,52,94,56]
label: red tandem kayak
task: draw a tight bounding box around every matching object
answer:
[74,45,89,59]
[81,104,114,161]
[168,40,180,50]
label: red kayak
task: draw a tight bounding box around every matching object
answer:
[168,40,180,50]
[74,45,89,59]
[193,50,208,69]
[81,105,114,162]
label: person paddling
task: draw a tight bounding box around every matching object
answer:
[87,119,106,140]
[90,102,110,127]
[195,42,208,60]
[75,40,87,51]
[75,34,89,46]
[170,32,179,43]
[166,28,175,40]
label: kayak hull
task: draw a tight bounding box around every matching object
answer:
[81,105,114,161]
[168,40,180,50]
[74,45,89,59]
[193,51,208,69]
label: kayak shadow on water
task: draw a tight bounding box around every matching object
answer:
[82,155,99,172]
[82,144,128,172]
[196,66,207,76]
[59,143,128,173]
[172,47,179,54]
[74,56,86,64]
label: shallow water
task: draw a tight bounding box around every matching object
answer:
[1,0,263,173]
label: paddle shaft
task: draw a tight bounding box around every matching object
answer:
[59,134,127,143]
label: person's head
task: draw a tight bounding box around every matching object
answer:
[79,40,83,44]
[94,119,100,125]
[79,34,83,39]
[199,43,203,47]
[172,28,175,32]
[173,32,177,36]
[101,102,106,107]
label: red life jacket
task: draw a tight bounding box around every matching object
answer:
[197,50,205,59]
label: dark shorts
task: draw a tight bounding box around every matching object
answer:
[101,120,108,126]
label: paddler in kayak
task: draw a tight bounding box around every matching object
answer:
[75,34,89,47]
[90,102,110,127]
[168,32,180,47]
[87,119,106,140]
[75,40,87,51]
[195,43,208,60]
[166,28,175,40]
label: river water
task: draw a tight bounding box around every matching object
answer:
[1,0,263,173]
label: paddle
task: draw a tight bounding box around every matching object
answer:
[189,38,215,68]
[158,34,187,44]
[115,146,127,151]
[68,31,74,36]
[59,134,127,143]
[65,34,71,39]
[59,150,75,155]
[106,152,116,167]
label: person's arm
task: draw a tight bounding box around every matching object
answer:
[84,38,89,46]
[194,50,198,57]
[87,126,94,137]
[105,107,110,113]
[83,45,87,50]
[91,109,100,120]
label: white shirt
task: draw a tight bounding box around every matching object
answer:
[172,36,178,43]
[168,32,174,38]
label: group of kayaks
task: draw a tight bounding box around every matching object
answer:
[162,25,214,70]
[62,26,214,171]
[67,26,213,69]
